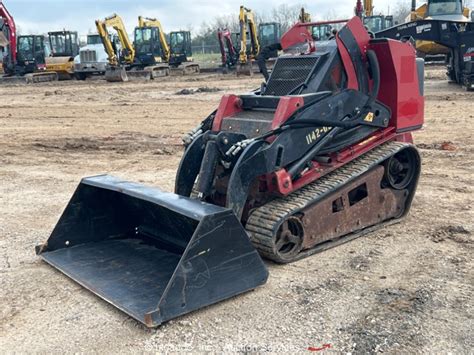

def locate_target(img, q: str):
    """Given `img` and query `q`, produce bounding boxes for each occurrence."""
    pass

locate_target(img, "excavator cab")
[169,31,193,66]
[258,22,280,47]
[384,15,394,28]
[48,31,79,58]
[87,34,102,45]
[16,35,47,74]
[168,31,199,74]
[363,15,395,32]
[258,22,281,58]
[311,24,333,41]
[133,26,164,66]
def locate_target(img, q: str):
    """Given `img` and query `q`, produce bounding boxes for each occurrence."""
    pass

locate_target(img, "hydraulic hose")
[286,50,381,179]
[366,49,380,108]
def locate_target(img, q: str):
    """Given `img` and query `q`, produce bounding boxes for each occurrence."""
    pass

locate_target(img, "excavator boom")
[299,7,312,22]
[238,6,259,65]
[237,6,260,75]
[364,0,373,16]
[0,0,16,75]
[217,28,238,69]
[96,14,135,66]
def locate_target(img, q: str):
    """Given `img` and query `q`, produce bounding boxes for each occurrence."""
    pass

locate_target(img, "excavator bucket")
[24,71,59,84]
[105,67,154,82]
[105,66,129,82]
[236,62,254,76]
[36,175,268,327]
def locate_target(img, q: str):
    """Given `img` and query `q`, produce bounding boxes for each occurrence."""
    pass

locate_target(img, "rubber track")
[246,141,413,263]
[26,72,58,84]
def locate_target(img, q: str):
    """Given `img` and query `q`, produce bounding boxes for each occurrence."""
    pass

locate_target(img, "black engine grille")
[263,56,320,96]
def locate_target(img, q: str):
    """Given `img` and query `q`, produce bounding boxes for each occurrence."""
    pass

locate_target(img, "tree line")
[190,1,418,47]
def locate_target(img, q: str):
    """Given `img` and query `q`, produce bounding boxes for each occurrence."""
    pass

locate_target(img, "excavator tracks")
[246,141,421,263]
[25,72,58,84]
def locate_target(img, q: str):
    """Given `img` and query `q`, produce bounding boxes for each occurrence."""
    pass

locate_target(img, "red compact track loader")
[37,17,424,327]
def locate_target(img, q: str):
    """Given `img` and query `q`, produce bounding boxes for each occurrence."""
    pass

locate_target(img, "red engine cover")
[370,40,424,132]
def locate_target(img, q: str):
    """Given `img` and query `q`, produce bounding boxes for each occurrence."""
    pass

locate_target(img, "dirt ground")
[0,68,472,353]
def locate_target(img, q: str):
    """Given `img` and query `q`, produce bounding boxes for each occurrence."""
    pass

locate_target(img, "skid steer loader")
[37,17,424,327]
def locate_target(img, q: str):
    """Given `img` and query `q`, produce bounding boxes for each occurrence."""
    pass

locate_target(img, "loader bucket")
[236,62,254,77]
[36,175,268,327]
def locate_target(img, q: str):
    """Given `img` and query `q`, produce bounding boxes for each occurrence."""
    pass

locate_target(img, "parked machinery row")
[96,14,199,82]
[0,1,57,82]
[0,2,199,82]
[1,1,472,88]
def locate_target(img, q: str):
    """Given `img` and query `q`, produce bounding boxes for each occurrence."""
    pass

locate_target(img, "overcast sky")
[6,0,410,35]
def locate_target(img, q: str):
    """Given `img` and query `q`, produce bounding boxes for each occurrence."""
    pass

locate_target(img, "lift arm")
[96,14,135,66]
[138,16,171,63]
[239,6,260,64]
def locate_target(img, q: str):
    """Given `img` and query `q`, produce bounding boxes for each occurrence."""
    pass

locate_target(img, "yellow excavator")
[139,16,199,75]
[97,14,199,82]
[299,8,341,41]
[137,16,170,63]
[237,6,260,75]
[96,14,171,82]
[299,7,312,23]
[355,0,394,32]
[407,0,471,58]
[96,14,139,82]
[236,5,280,75]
